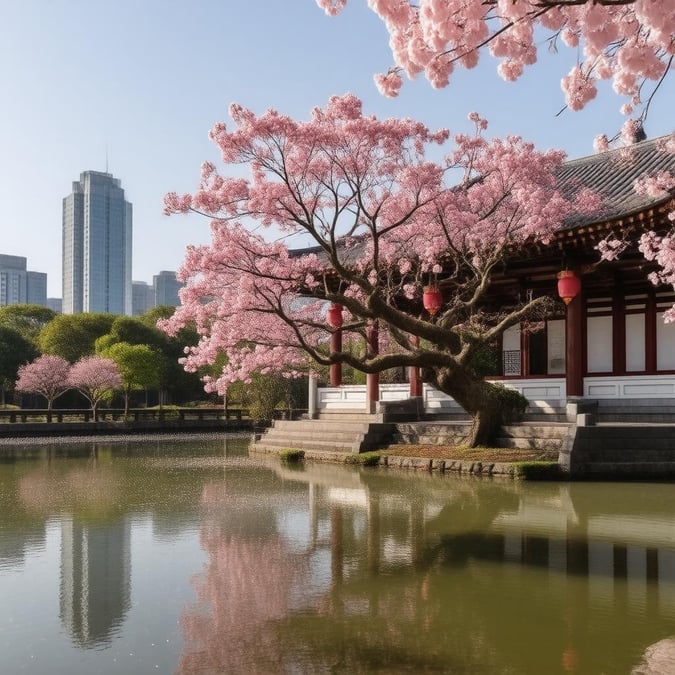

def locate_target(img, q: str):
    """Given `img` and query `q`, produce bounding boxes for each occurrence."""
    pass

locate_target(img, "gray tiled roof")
[556,134,675,229]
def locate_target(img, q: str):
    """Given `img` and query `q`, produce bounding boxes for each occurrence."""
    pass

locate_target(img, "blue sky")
[1,1,672,298]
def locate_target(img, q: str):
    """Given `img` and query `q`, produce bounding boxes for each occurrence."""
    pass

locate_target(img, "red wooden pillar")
[327,303,343,387]
[366,322,379,414]
[566,291,584,398]
[409,335,423,397]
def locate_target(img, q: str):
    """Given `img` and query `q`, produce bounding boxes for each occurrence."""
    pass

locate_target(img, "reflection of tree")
[0,467,46,568]
[182,471,675,673]
[19,463,120,521]
[178,484,310,674]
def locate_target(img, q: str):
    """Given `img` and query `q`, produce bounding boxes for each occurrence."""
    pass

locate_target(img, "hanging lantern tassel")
[423,285,443,316]
[557,270,581,305]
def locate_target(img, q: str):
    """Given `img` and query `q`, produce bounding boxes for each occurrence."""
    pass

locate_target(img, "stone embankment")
[254,407,675,479]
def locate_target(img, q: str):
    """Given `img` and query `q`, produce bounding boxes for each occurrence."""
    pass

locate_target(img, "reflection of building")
[62,171,132,315]
[60,517,131,648]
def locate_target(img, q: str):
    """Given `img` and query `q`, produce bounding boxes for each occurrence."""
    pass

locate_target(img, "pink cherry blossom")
[317,0,675,118]
[68,356,122,418]
[15,355,71,410]
[162,95,604,445]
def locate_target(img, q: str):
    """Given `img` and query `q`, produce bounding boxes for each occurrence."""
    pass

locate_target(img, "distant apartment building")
[26,271,47,306]
[0,254,48,307]
[62,171,132,315]
[132,281,154,316]
[153,270,182,308]
[46,298,63,313]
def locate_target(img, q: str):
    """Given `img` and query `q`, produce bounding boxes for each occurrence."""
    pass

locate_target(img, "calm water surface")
[1,435,674,674]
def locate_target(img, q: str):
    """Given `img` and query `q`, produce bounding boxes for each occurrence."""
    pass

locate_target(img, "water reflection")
[178,460,675,673]
[60,518,131,648]
[1,439,675,673]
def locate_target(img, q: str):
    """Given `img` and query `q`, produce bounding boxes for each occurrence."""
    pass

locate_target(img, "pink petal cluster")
[15,354,71,408]
[163,95,601,392]
[318,0,675,116]
[68,356,122,410]
[596,137,675,320]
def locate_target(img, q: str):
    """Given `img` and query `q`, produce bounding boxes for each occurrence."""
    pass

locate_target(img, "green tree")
[0,326,38,406]
[99,342,163,416]
[96,313,203,405]
[38,313,115,363]
[0,304,56,345]
[232,372,306,424]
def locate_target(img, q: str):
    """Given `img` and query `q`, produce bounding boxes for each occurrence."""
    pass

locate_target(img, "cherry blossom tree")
[594,133,675,310]
[162,95,599,446]
[15,354,71,411]
[316,0,674,123]
[68,356,121,420]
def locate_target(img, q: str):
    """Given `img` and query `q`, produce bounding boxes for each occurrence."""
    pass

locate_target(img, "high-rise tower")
[62,171,132,315]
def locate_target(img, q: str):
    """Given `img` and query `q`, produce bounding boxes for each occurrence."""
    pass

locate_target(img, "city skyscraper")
[153,270,182,308]
[62,171,132,315]
[131,280,154,315]
[0,254,48,307]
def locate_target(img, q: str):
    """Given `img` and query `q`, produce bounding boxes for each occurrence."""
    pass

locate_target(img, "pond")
[1,435,674,674]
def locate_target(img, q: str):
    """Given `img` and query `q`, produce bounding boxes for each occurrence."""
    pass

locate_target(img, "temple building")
[314,135,675,415]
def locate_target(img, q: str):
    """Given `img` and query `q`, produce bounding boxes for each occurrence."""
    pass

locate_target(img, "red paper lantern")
[327,303,343,328]
[557,270,581,305]
[423,285,443,316]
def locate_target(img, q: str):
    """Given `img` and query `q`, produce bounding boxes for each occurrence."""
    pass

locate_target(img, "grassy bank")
[380,444,558,463]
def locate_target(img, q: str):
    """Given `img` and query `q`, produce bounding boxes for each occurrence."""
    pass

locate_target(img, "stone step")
[597,414,675,423]
[495,437,566,451]
[578,462,675,477]
[253,437,356,452]
[500,424,572,439]
[260,428,392,444]
[523,413,569,423]
[272,419,390,432]
[317,411,383,422]
[574,447,675,460]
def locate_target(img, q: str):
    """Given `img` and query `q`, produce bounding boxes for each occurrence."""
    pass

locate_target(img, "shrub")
[512,461,564,480]
[279,448,305,463]
[492,383,529,424]
[149,404,181,419]
[345,451,382,466]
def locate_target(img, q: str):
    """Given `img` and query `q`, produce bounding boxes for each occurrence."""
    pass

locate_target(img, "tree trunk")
[433,367,507,447]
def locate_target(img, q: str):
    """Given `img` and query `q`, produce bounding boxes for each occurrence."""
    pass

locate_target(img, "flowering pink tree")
[316,0,674,122]
[68,356,121,420]
[594,133,675,310]
[163,95,599,445]
[15,354,71,411]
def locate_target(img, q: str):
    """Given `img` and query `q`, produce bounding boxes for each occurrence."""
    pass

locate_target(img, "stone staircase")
[254,417,573,458]
[594,399,675,424]
[253,401,675,478]
[569,425,675,478]
[252,414,396,455]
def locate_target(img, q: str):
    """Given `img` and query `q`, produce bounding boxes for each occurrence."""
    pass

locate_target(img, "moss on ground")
[381,444,557,463]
